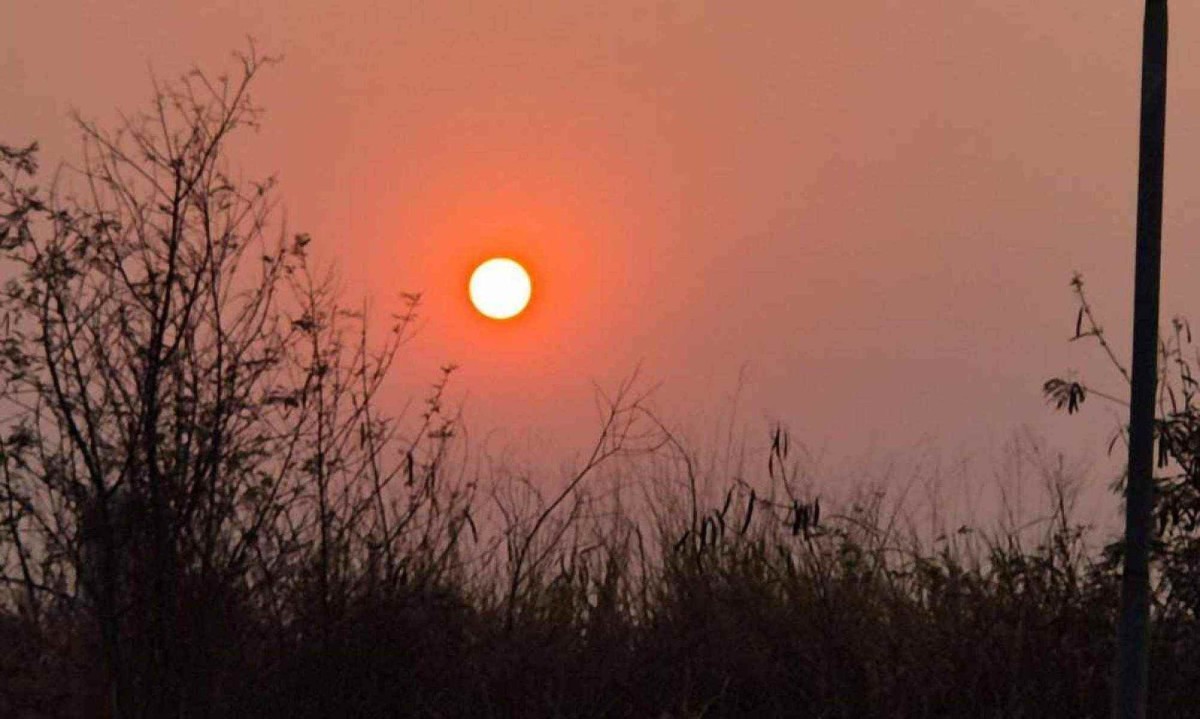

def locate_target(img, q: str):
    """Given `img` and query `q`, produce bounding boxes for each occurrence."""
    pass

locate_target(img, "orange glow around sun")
[468,257,532,320]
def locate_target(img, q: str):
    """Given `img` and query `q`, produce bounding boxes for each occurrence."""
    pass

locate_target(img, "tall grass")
[5,409,1200,719]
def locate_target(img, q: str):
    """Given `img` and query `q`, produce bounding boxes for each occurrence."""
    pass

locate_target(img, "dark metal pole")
[1116,2,1168,718]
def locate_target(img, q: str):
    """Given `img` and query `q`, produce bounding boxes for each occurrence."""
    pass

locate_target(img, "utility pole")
[1116,2,1167,718]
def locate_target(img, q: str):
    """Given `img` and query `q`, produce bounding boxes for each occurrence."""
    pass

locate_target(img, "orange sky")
[5,2,1200,519]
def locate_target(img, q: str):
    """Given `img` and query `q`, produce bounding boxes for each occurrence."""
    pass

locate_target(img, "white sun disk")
[469,258,532,320]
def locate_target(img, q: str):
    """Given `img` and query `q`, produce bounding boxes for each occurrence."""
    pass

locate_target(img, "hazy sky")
[5,2,1199,517]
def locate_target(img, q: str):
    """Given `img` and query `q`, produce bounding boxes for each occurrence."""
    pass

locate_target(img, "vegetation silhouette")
[3,48,1200,719]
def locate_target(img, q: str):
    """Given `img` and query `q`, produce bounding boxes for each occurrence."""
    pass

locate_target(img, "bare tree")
[0,47,461,717]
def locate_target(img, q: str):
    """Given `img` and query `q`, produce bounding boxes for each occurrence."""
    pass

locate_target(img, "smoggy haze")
[5,3,1199,520]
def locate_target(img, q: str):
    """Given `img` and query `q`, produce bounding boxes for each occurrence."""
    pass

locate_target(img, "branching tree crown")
[0,47,465,717]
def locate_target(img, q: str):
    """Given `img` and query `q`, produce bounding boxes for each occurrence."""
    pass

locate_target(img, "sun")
[469,257,532,320]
